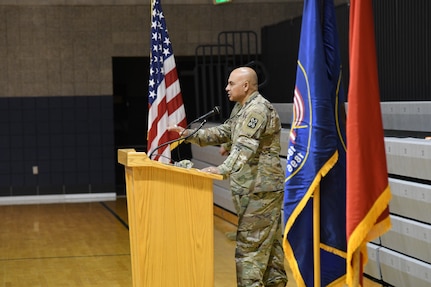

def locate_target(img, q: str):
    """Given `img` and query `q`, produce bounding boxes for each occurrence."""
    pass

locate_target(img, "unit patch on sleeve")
[242,112,264,136]
[248,117,258,128]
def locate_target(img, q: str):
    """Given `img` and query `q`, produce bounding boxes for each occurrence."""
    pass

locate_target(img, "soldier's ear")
[243,81,249,91]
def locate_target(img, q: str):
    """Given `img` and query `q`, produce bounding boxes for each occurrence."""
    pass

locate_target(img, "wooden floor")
[0,197,381,287]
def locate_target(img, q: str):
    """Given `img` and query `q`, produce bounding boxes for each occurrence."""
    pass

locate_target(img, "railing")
[194,31,260,120]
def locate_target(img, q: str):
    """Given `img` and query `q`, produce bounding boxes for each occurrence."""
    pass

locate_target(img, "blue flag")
[283,0,347,286]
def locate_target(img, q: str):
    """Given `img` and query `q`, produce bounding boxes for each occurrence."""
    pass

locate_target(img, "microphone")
[190,106,221,124]
[148,106,221,161]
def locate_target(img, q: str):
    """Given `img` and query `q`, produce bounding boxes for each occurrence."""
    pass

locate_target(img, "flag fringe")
[346,184,392,286]
[320,242,347,259]
[283,239,307,287]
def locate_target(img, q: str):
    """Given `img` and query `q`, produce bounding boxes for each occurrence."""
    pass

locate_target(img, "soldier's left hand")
[201,166,220,174]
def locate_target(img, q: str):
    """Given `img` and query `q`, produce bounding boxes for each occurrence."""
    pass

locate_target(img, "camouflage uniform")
[186,91,287,287]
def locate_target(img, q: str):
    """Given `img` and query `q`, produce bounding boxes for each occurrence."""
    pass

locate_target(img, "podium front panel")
[125,164,215,287]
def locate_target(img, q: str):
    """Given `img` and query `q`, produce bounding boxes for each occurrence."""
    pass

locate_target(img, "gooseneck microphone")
[148,106,222,161]
[189,106,220,125]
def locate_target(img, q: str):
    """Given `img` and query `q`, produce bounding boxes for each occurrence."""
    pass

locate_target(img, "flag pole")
[313,187,321,287]
[150,0,153,29]
[352,250,361,287]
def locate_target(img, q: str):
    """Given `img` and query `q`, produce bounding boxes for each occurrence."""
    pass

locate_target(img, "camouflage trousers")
[232,190,287,287]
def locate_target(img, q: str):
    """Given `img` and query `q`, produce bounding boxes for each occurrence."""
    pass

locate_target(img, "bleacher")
[191,101,431,286]
[367,102,431,286]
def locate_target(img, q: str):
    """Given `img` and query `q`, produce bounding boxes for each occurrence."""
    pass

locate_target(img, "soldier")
[169,67,287,287]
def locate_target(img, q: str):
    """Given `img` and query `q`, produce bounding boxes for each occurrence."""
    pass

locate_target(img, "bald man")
[169,67,287,287]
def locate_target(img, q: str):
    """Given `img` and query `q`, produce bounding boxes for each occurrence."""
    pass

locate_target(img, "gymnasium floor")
[0,197,380,286]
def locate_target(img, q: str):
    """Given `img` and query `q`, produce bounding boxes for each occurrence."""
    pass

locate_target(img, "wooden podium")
[118,149,223,287]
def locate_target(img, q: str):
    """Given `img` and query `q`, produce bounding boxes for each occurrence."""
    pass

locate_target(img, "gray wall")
[0,2,308,98]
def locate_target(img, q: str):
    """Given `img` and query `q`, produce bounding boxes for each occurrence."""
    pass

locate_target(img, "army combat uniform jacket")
[186,91,284,196]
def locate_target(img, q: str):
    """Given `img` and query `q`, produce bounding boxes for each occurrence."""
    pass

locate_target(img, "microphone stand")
[187,117,205,127]
[148,119,208,161]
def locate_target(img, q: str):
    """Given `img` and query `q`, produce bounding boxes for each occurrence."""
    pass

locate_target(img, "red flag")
[346,0,392,286]
[147,0,186,163]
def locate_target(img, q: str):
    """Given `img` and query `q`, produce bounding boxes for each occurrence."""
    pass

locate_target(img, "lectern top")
[117,149,223,180]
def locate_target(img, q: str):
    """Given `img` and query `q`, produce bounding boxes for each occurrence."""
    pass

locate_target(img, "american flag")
[147,0,187,163]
